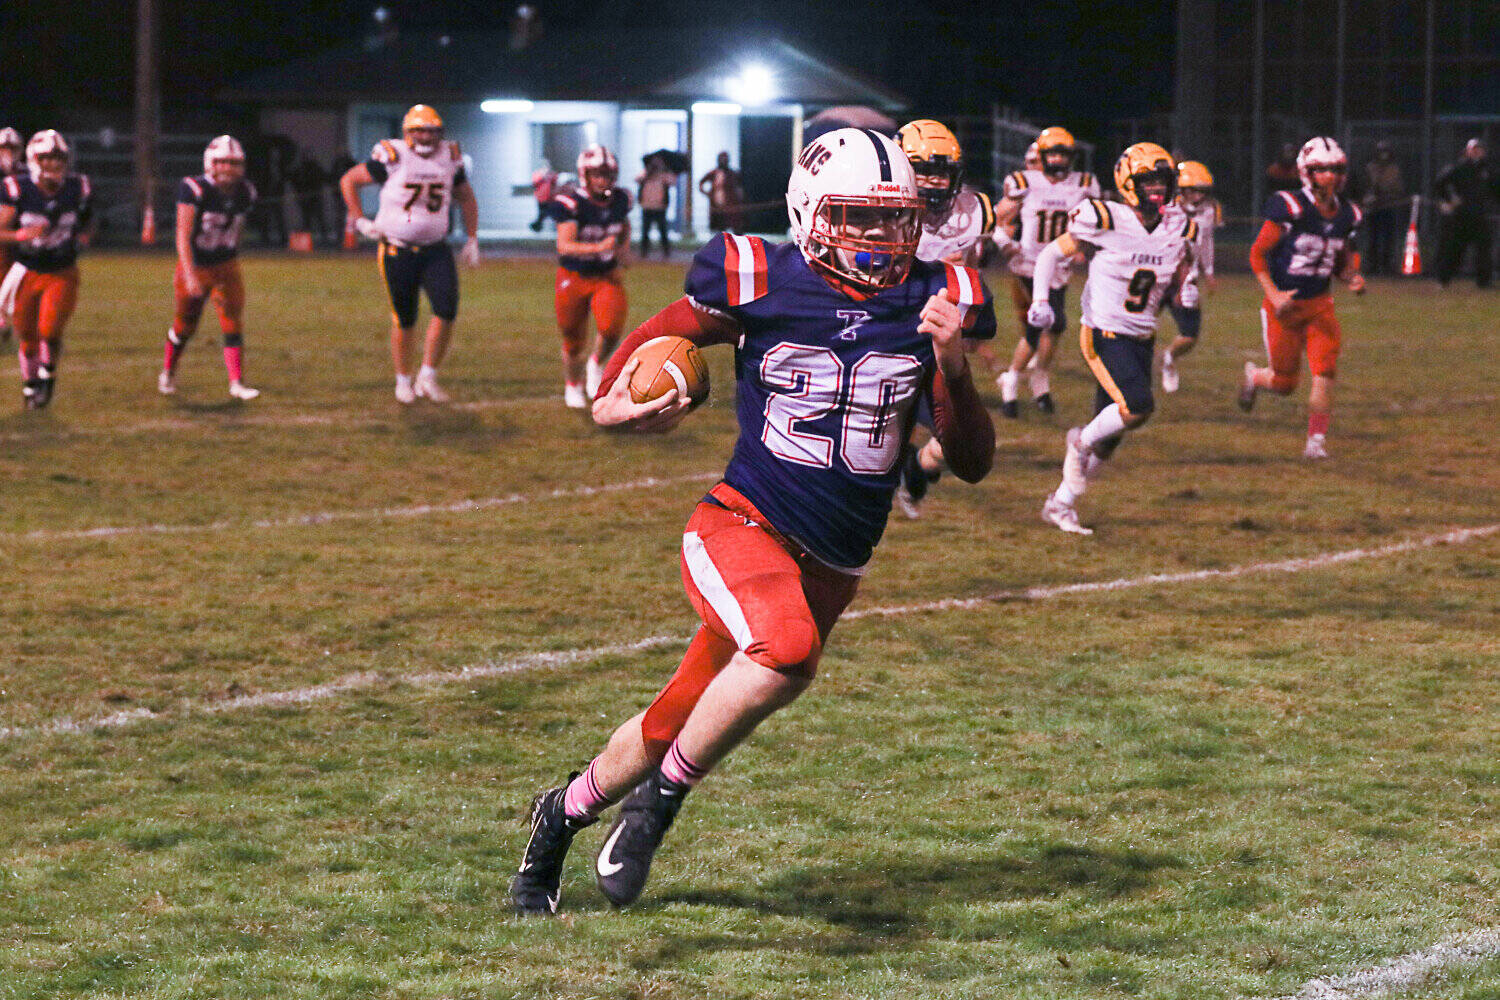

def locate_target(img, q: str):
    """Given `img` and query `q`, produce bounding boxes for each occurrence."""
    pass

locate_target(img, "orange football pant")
[174,259,245,336]
[13,267,79,347]
[1261,293,1341,392]
[554,266,627,352]
[638,483,860,757]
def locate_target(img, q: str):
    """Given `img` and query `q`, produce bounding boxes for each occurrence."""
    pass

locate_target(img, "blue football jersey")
[686,232,995,571]
[1262,188,1363,299]
[178,175,257,266]
[1,173,93,273]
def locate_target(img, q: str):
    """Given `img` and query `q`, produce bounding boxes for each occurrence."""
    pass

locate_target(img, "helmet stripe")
[860,129,892,182]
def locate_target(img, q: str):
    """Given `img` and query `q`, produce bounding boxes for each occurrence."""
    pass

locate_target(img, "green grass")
[0,250,1497,999]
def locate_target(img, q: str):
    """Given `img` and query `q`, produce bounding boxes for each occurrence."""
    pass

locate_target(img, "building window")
[531,122,599,181]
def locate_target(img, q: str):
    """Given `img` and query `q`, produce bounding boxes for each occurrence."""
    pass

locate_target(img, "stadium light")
[481,99,534,114]
[726,63,776,107]
[692,101,742,115]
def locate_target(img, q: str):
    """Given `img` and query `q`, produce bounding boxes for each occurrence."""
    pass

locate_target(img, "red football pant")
[639,483,860,757]
[174,259,245,337]
[1261,293,1341,392]
[554,266,626,352]
[13,267,79,348]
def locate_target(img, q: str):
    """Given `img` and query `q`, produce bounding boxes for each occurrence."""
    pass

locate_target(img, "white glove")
[1179,280,1200,309]
[460,236,480,268]
[353,217,384,241]
[1026,299,1055,330]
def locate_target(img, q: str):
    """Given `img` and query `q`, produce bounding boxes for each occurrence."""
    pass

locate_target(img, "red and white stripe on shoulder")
[78,174,91,200]
[723,233,768,306]
[942,261,983,326]
[2,175,19,200]
[553,191,577,213]
[183,176,203,199]
[1276,190,1303,218]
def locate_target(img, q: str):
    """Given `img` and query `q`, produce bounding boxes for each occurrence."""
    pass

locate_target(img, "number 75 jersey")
[1071,199,1197,340]
[366,139,467,247]
[685,233,995,571]
[1262,188,1362,300]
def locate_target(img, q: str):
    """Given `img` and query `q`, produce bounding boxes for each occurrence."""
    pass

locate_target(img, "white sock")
[998,369,1019,402]
[1029,367,1050,398]
[1055,480,1082,506]
[396,373,413,390]
[418,364,437,380]
[1080,404,1128,451]
[1163,350,1175,367]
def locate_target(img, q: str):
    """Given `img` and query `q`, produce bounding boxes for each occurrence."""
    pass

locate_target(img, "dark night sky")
[5,1,1175,136]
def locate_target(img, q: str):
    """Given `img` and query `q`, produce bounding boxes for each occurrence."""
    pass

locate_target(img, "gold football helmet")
[402,104,444,155]
[1177,160,1213,191]
[1114,142,1177,210]
[897,119,964,215]
[1036,126,1076,177]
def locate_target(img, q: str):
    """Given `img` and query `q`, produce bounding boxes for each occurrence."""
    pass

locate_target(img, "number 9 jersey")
[685,232,995,571]
[1070,198,1197,340]
[1261,188,1362,300]
[366,138,467,247]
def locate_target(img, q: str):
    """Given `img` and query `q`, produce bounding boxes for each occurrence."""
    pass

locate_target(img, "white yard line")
[2,521,1492,742]
[6,471,722,543]
[1264,925,1500,999]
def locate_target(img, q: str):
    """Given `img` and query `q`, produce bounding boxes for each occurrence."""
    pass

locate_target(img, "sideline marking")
[1264,925,1500,999]
[2,522,1492,742]
[5,472,722,543]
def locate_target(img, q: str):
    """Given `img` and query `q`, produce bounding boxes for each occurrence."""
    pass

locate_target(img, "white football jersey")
[369,139,467,246]
[1175,196,1220,307]
[1001,169,1101,285]
[916,186,996,266]
[1070,198,1197,340]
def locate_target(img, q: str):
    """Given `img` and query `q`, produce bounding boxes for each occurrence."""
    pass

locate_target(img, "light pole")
[134,0,159,243]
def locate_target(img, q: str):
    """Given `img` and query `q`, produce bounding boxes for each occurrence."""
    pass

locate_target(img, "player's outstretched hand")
[14,224,47,243]
[183,271,205,299]
[353,217,384,242]
[591,358,692,433]
[920,288,965,348]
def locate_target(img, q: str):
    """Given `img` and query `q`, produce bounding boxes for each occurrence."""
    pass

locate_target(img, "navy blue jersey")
[178,175,257,266]
[547,184,630,276]
[687,232,995,570]
[1,173,93,273]
[1262,188,1363,299]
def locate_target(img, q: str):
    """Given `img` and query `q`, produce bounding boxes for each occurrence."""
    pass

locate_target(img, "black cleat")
[1000,400,1019,420]
[21,380,41,409]
[511,778,593,916]
[1034,392,1055,414]
[595,772,685,907]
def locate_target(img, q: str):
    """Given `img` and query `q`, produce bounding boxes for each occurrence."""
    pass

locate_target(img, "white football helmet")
[787,128,923,292]
[26,130,69,186]
[1297,136,1347,193]
[577,144,618,196]
[203,135,246,185]
[0,128,20,173]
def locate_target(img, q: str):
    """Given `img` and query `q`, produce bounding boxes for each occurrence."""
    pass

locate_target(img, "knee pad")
[748,618,822,679]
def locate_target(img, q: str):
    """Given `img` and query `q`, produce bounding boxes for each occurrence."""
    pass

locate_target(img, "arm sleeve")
[1248,219,1283,276]
[929,361,994,483]
[593,296,741,400]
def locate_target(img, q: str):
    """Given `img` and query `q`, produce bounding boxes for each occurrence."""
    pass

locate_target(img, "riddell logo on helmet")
[870,182,905,193]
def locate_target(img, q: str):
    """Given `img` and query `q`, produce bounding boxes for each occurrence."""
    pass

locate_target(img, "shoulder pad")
[975,190,996,235]
[183,176,203,200]
[2,175,19,201]
[685,232,769,311]
[552,189,579,215]
[1349,200,1364,226]
[245,180,259,201]
[1006,170,1028,194]
[1271,189,1303,220]
[77,175,91,200]
[1185,217,1199,241]
[1088,198,1114,231]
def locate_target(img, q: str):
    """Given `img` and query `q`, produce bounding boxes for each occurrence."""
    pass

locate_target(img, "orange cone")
[1401,196,1422,276]
[140,204,156,246]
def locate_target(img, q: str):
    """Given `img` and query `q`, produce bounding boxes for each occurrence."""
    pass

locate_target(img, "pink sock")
[18,349,38,381]
[1308,411,1330,437]
[563,760,613,823]
[40,339,58,367]
[164,330,186,373]
[223,344,243,382]
[659,740,709,789]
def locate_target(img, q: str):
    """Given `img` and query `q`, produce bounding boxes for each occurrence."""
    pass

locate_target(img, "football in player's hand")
[626,336,710,406]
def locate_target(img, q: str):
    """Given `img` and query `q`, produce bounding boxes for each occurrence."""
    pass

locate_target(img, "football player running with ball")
[891,118,999,518]
[1238,137,1365,460]
[1159,159,1221,393]
[511,128,997,915]
[548,144,632,409]
[0,130,94,410]
[992,127,1101,418]
[340,104,480,404]
[158,135,261,400]
[1035,143,1197,535]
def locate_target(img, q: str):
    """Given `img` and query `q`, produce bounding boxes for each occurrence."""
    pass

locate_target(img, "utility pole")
[134,0,159,243]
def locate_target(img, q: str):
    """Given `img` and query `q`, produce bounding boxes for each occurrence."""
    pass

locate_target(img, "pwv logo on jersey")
[835,309,871,341]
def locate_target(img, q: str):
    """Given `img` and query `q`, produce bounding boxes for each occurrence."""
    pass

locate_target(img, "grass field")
[0,249,1497,999]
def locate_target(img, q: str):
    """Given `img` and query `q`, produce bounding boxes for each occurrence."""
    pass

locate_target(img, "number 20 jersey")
[686,233,996,571]
[365,139,467,247]
[1070,199,1196,341]
[1262,188,1362,300]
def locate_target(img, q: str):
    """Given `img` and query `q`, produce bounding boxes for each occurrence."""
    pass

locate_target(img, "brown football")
[626,336,710,406]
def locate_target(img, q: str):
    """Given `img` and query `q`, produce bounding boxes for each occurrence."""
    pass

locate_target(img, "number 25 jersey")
[1262,188,1362,300]
[1070,199,1196,340]
[366,139,467,247]
[686,233,995,571]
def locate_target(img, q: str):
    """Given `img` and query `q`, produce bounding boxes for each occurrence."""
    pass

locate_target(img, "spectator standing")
[250,141,289,246]
[1266,143,1300,193]
[636,154,676,258]
[529,159,557,233]
[289,151,329,245]
[699,151,743,233]
[1433,138,1497,288]
[1361,141,1406,275]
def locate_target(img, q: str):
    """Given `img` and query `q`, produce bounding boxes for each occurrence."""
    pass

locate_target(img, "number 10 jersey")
[685,233,995,571]
[1003,168,1100,287]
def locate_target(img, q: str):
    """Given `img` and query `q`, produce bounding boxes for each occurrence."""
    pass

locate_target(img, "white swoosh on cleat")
[596,823,627,877]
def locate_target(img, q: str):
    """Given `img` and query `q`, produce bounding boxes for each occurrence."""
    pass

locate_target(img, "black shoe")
[528,220,543,233]
[595,772,685,907]
[21,380,41,410]
[1034,392,1055,414]
[511,778,593,916]
[901,449,930,505]
[1000,399,1019,420]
